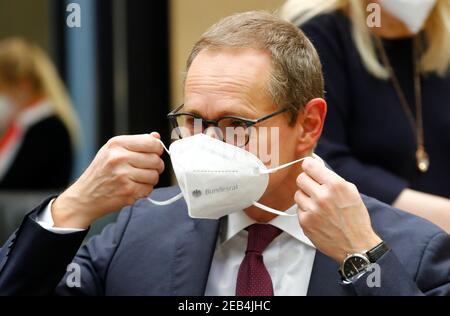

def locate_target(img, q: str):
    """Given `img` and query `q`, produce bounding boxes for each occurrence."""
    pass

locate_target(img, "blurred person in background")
[0,38,79,190]
[281,0,450,232]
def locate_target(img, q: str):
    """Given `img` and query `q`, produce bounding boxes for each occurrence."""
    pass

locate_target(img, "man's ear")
[295,98,327,154]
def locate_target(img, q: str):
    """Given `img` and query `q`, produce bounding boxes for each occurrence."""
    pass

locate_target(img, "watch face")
[342,254,370,279]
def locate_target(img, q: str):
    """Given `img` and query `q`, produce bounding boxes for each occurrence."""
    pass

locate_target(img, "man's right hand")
[51,132,165,229]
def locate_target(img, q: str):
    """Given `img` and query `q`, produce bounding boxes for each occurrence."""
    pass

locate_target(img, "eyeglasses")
[167,104,290,147]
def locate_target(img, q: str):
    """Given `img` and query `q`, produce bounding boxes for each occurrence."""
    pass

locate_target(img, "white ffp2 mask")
[379,0,436,34]
[148,133,316,220]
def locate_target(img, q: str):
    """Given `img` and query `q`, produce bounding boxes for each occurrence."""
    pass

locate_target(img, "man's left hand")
[295,157,382,263]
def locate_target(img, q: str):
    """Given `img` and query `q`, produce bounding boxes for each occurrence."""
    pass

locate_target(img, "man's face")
[183,47,303,202]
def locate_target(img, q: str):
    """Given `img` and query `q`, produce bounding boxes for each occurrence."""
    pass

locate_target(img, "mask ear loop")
[147,137,184,206]
[253,156,306,216]
[253,154,323,216]
[258,153,324,175]
[155,138,170,155]
[259,157,309,174]
[148,192,184,206]
[252,201,298,217]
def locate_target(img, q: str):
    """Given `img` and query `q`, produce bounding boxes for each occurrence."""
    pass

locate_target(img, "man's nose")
[204,125,224,140]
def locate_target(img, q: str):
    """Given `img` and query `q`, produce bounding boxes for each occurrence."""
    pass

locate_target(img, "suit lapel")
[307,251,355,296]
[171,217,220,296]
[169,215,356,296]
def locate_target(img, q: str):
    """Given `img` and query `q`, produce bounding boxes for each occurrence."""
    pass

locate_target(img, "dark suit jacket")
[0,186,449,296]
[0,115,73,190]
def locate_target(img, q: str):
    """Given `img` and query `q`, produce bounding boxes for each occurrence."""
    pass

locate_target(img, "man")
[0,11,449,296]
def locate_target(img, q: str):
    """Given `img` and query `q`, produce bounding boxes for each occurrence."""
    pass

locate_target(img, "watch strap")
[366,241,390,263]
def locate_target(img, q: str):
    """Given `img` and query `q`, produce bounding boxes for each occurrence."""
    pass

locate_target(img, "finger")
[302,157,342,185]
[294,189,314,213]
[296,172,321,198]
[111,134,164,155]
[127,152,165,173]
[133,182,155,200]
[128,168,160,185]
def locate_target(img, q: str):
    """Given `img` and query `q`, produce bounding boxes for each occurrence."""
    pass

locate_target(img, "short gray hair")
[186,11,324,123]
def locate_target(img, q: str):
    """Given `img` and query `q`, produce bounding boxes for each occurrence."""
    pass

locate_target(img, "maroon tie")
[235,224,282,296]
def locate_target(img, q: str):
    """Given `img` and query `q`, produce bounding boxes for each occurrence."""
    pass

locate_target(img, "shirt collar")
[220,204,315,249]
[17,100,53,129]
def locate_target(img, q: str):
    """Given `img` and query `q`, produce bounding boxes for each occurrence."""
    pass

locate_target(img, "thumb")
[149,132,168,155]
[150,132,161,139]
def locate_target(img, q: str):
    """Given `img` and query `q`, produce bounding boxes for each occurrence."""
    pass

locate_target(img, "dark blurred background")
[1,0,172,183]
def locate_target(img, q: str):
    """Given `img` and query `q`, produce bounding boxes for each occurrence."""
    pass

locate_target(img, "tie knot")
[245,224,282,254]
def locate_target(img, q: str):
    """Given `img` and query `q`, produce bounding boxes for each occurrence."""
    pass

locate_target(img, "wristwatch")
[339,241,390,282]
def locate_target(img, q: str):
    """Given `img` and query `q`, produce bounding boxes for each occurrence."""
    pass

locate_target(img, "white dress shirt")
[205,205,316,296]
[37,203,317,296]
[36,199,84,235]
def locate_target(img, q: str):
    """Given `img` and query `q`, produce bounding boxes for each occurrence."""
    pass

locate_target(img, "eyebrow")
[183,106,255,119]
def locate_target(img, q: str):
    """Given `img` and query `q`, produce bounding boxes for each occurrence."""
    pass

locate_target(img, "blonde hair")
[279,0,450,78]
[0,38,80,145]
